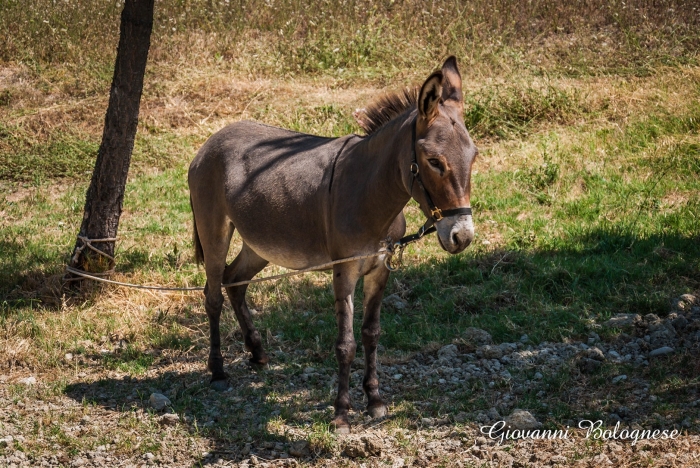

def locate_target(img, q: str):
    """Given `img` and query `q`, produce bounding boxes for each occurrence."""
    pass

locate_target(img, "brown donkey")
[188,56,478,432]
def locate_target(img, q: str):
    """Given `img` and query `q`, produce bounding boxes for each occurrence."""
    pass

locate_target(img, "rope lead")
[64,248,391,292]
[64,221,439,292]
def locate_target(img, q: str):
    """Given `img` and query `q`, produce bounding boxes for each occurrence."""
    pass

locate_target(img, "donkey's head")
[411,56,477,254]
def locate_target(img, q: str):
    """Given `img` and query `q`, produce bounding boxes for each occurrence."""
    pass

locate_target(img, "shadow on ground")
[61,328,700,466]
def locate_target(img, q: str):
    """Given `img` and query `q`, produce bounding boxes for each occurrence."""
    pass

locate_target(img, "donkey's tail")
[191,196,204,265]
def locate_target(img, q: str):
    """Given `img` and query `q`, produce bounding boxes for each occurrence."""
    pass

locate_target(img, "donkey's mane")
[354,87,419,135]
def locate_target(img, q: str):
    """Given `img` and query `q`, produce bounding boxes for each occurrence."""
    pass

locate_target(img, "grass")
[1,0,698,78]
[1,0,700,465]
[0,124,99,181]
[102,346,155,375]
[1,73,699,362]
[464,81,587,141]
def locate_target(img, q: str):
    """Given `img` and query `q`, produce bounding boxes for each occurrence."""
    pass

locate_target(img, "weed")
[307,419,336,455]
[518,148,561,205]
[148,324,193,351]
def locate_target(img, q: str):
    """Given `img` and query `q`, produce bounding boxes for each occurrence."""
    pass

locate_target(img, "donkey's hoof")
[248,357,269,370]
[331,417,351,434]
[248,349,269,369]
[209,379,229,392]
[367,404,388,419]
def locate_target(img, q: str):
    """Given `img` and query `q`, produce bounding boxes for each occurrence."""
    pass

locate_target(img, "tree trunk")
[68,0,154,276]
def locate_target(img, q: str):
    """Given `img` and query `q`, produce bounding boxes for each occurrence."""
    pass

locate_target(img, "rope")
[64,249,389,292]
[70,236,118,271]
[65,266,203,290]
[63,217,438,292]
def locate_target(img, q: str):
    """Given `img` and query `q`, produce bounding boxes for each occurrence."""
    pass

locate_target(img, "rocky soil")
[1,294,700,467]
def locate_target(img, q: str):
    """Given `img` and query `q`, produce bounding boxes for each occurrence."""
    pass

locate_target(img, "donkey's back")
[189,120,355,269]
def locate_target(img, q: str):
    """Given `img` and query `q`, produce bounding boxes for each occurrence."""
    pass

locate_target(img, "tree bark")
[68,0,154,275]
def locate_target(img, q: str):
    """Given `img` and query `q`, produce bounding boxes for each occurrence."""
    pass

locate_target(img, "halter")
[407,118,472,232]
[384,118,472,270]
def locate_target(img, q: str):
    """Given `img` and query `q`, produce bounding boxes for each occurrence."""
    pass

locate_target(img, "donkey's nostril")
[450,228,474,249]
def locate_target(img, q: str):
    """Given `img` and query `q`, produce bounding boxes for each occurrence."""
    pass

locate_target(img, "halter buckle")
[430,207,443,221]
[410,162,419,175]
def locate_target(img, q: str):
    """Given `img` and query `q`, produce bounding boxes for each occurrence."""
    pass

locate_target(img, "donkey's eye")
[428,158,443,170]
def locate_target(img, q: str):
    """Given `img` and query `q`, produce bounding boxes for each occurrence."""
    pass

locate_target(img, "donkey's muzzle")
[436,214,474,254]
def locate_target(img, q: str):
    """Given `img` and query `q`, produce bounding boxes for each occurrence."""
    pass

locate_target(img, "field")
[1,0,700,466]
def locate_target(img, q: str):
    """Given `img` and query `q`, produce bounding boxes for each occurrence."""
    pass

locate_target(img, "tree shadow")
[0,239,70,306]
[62,352,348,466]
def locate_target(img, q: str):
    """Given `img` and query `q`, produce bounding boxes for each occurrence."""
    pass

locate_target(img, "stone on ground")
[289,440,309,457]
[505,409,542,430]
[649,346,674,357]
[343,436,383,458]
[382,294,409,311]
[159,413,180,426]
[462,327,493,346]
[604,313,641,330]
[149,393,171,411]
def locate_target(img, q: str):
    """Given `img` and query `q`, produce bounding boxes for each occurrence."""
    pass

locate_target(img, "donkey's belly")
[238,230,331,271]
[227,187,333,270]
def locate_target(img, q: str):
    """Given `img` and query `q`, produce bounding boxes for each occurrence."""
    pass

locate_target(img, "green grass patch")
[0,123,199,183]
[271,104,360,137]
[102,346,154,375]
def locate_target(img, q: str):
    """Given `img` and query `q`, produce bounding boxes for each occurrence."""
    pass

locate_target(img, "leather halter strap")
[398,118,471,244]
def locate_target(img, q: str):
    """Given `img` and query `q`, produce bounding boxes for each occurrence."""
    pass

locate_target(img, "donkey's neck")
[360,111,415,200]
[333,112,415,243]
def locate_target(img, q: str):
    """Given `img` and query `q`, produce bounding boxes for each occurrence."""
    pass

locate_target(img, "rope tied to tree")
[67,236,118,280]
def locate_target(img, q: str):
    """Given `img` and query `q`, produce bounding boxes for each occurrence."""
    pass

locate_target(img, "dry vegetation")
[1,0,700,467]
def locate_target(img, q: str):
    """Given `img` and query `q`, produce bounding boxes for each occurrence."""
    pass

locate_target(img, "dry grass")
[1,62,698,182]
[2,0,698,74]
[1,1,700,466]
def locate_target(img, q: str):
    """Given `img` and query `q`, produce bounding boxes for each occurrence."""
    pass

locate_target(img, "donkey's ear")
[418,71,443,123]
[441,56,463,104]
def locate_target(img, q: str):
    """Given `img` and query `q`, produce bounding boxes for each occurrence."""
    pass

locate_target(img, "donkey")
[188,56,477,433]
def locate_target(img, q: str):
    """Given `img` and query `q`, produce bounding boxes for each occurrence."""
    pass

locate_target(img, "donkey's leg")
[223,243,269,368]
[331,262,363,434]
[198,225,234,390]
[361,260,391,418]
